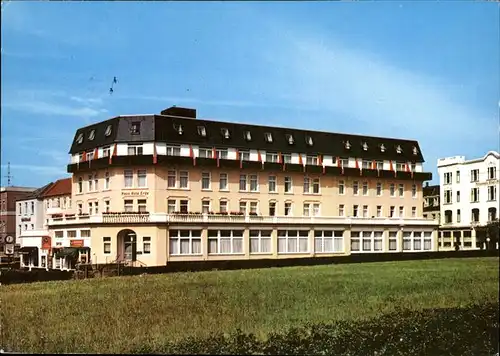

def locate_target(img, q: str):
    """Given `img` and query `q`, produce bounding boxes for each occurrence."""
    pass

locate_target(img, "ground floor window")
[314,230,344,253]
[170,230,202,255]
[208,229,244,254]
[249,230,272,254]
[278,230,308,254]
[388,231,398,251]
[351,231,383,252]
[403,231,432,251]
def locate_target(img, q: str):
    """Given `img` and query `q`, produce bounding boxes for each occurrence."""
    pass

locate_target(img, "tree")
[477,220,500,250]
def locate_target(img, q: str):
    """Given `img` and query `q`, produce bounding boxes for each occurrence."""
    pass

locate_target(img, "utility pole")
[3,162,12,186]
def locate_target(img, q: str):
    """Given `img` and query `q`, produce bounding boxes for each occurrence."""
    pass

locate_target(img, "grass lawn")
[1,257,499,353]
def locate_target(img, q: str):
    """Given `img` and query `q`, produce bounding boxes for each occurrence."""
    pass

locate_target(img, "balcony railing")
[102,213,150,224]
[47,212,439,227]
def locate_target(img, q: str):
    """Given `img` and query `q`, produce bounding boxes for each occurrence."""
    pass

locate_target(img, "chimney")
[160,106,196,119]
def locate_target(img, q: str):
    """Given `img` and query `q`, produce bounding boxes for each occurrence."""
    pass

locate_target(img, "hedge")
[130,303,499,355]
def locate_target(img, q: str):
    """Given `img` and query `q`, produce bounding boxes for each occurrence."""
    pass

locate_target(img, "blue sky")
[1,1,499,187]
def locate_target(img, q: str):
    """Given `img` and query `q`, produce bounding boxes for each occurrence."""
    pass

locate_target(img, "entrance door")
[124,232,137,262]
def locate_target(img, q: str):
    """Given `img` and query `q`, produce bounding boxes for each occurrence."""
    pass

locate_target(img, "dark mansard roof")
[69,106,426,162]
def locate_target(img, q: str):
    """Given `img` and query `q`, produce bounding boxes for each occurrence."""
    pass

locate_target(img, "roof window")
[245,131,252,141]
[362,142,368,151]
[264,132,273,143]
[197,125,207,137]
[76,133,84,144]
[105,125,112,137]
[396,145,402,154]
[221,128,230,139]
[174,123,183,135]
[344,140,351,150]
[380,144,386,153]
[88,129,95,141]
[412,146,418,155]
[286,134,294,145]
[306,135,313,146]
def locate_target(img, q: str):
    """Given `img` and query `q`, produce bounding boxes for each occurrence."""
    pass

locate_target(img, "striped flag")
[153,143,158,164]
[109,143,117,165]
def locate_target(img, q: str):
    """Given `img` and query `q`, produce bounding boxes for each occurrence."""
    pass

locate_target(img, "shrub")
[129,303,499,355]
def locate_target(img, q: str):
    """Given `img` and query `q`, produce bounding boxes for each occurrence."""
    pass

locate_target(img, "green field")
[1,257,499,354]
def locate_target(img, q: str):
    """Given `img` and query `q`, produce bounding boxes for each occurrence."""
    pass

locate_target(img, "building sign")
[476,180,499,186]
[121,190,149,197]
[42,236,52,250]
[70,239,84,247]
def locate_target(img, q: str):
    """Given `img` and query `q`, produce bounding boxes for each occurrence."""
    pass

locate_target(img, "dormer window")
[130,122,141,135]
[264,132,273,143]
[88,129,95,141]
[105,125,112,137]
[197,125,207,137]
[221,128,230,139]
[362,142,368,151]
[306,135,313,146]
[174,123,183,135]
[286,134,294,145]
[76,133,84,144]
[396,145,402,154]
[245,131,252,141]
[344,140,351,150]
[412,146,418,155]
[380,144,386,153]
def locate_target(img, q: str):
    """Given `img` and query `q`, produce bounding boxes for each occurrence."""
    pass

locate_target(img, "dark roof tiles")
[68,107,426,162]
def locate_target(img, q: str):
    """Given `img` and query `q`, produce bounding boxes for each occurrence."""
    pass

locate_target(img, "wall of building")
[70,166,424,219]
[438,152,499,227]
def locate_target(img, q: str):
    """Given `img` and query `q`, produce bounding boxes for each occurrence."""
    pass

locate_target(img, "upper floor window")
[128,144,143,156]
[488,166,496,180]
[284,177,292,193]
[456,170,460,183]
[78,177,83,193]
[102,146,110,157]
[166,145,181,156]
[411,184,417,198]
[444,190,452,204]
[124,169,133,188]
[470,169,479,182]
[137,169,147,188]
[240,150,250,161]
[219,173,228,191]
[306,156,318,165]
[470,187,479,203]
[376,182,382,196]
[444,172,452,185]
[282,154,292,164]
[488,185,497,201]
[217,149,228,159]
[266,152,279,163]
[198,148,212,158]
[104,172,110,190]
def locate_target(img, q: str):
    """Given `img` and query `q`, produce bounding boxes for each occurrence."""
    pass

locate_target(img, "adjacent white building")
[437,151,499,249]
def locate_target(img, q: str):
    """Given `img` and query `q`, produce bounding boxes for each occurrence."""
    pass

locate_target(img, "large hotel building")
[35,106,438,268]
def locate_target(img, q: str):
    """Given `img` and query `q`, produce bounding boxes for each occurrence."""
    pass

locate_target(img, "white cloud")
[1,164,67,176]
[3,100,107,117]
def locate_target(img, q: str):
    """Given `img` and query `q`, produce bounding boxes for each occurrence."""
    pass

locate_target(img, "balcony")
[47,212,439,227]
[102,213,150,224]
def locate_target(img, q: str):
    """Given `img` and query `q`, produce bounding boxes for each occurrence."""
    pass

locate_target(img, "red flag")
[236,149,242,169]
[337,157,344,175]
[355,158,359,170]
[390,161,397,178]
[213,148,219,168]
[109,144,117,165]
[372,160,376,170]
[153,143,158,164]
[318,155,325,174]
[94,148,99,160]
[298,154,305,172]
[82,151,87,162]
[212,147,217,159]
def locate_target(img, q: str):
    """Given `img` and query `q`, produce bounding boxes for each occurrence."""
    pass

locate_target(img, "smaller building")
[16,182,54,267]
[0,186,38,255]
[437,151,499,250]
[18,178,84,270]
[423,183,440,222]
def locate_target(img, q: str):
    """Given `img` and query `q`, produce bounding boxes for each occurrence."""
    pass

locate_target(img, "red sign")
[70,239,84,247]
[42,236,51,250]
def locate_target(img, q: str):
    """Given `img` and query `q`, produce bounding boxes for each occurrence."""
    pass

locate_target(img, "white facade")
[437,151,500,228]
[16,198,47,238]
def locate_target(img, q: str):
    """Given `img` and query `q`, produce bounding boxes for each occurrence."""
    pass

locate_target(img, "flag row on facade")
[77,143,414,178]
